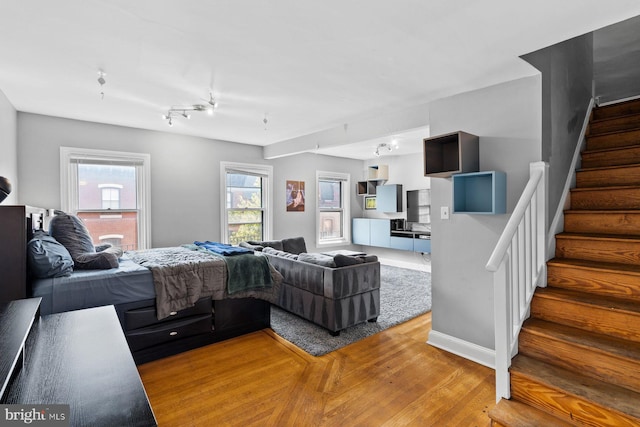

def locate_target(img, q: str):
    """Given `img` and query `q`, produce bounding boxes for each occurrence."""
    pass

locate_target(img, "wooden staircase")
[489,98,640,427]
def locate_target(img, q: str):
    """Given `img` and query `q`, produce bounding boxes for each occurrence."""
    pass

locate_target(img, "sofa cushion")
[281,237,307,255]
[298,252,336,268]
[262,246,299,260]
[333,254,365,267]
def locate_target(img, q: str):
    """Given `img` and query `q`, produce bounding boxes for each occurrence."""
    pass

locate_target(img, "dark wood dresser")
[0,206,27,305]
[1,298,156,426]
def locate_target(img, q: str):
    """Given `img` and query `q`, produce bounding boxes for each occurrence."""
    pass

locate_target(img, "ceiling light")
[162,93,218,125]
[374,142,394,157]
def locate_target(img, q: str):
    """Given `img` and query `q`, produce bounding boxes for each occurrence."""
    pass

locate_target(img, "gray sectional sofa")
[240,237,380,335]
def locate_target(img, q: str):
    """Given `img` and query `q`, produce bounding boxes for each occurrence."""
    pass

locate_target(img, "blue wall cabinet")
[413,238,431,253]
[369,219,391,247]
[351,218,431,253]
[390,236,414,251]
[352,218,370,245]
[452,171,506,214]
[376,184,403,212]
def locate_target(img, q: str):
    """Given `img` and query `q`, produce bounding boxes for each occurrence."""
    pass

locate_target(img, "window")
[220,162,273,245]
[99,184,123,210]
[317,171,350,246]
[60,147,151,250]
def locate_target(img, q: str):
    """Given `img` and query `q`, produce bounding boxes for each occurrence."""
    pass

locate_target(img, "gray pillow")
[262,246,299,260]
[49,212,119,270]
[27,230,74,278]
[282,237,307,255]
[333,254,364,267]
[298,252,336,268]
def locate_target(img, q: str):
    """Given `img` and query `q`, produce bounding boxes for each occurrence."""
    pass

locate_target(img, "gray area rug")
[270,264,432,356]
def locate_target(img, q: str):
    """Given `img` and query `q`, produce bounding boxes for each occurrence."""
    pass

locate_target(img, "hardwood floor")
[138,312,496,426]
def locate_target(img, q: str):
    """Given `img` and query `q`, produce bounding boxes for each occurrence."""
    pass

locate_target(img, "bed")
[26,209,282,364]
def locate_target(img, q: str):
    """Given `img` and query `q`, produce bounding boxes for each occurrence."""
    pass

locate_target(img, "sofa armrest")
[323,262,380,299]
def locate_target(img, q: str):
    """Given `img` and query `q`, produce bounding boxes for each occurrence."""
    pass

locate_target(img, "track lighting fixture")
[162,92,217,125]
[373,140,399,157]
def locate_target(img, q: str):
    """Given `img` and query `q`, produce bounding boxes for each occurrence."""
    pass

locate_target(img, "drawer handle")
[169,311,177,316]
[169,331,178,336]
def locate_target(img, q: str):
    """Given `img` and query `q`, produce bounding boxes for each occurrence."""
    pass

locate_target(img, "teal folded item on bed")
[194,240,253,256]
[190,241,273,294]
[223,253,273,294]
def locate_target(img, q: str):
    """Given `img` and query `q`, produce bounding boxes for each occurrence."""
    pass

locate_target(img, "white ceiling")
[1,1,640,159]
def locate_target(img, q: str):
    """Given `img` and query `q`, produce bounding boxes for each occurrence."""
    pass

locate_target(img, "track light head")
[162,92,219,124]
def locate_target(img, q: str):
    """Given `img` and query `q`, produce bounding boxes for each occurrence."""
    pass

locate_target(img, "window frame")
[60,147,151,250]
[220,161,273,245]
[316,170,351,247]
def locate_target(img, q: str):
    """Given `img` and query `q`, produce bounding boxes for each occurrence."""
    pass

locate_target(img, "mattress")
[31,256,155,315]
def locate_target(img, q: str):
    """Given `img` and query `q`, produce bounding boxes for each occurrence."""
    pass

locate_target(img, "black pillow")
[49,212,119,270]
[334,254,365,267]
[27,230,74,278]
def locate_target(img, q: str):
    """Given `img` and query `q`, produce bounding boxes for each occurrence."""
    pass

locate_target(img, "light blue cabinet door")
[370,219,391,247]
[390,236,414,251]
[376,184,403,212]
[413,238,431,253]
[352,218,370,245]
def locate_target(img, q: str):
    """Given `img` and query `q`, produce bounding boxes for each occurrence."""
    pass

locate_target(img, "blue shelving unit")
[452,171,506,214]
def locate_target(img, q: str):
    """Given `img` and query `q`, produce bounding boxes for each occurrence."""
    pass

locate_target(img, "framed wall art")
[286,180,305,212]
[365,196,376,210]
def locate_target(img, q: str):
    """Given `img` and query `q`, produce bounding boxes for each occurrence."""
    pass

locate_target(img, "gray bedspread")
[127,247,282,319]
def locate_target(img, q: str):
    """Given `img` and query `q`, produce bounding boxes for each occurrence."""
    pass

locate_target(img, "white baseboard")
[427,330,495,369]
[378,256,431,272]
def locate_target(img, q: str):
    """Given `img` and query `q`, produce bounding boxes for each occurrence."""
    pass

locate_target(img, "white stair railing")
[486,161,548,402]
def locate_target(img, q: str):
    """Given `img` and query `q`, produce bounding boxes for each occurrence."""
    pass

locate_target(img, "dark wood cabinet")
[2,299,156,426]
[116,297,270,364]
[0,206,27,305]
[423,131,479,178]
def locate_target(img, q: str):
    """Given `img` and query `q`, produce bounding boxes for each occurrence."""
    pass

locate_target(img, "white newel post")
[488,161,548,403]
[494,251,511,401]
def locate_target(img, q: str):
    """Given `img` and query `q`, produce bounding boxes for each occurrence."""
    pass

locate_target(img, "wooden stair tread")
[535,287,640,315]
[578,163,640,174]
[592,98,640,120]
[510,355,640,419]
[571,184,640,192]
[564,208,640,214]
[590,112,640,125]
[582,144,640,155]
[523,318,640,362]
[556,231,640,242]
[548,256,640,275]
[488,399,574,427]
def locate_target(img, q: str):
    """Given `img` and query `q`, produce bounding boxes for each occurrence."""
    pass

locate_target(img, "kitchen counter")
[390,230,431,239]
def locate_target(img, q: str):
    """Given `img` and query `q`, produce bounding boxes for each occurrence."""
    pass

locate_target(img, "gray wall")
[429,76,542,350]
[270,152,364,253]
[0,89,18,204]
[17,113,363,250]
[594,14,640,104]
[522,33,594,221]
